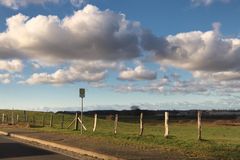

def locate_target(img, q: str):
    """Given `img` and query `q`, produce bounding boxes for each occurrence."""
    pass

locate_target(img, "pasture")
[0,109,239,159]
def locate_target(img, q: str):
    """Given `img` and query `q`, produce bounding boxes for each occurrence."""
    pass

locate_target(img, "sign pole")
[81,97,83,134]
[79,88,85,135]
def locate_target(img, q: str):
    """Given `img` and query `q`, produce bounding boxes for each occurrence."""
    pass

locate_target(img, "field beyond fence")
[0,109,240,160]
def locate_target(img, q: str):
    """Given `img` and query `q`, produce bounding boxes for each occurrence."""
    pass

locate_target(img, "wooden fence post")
[23,110,27,122]
[2,113,5,124]
[32,115,35,126]
[61,115,64,129]
[16,114,19,124]
[77,117,87,131]
[6,114,8,123]
[74,112,79,130]
[164,112,169,138]
[42,114,45,127]
[139,112,144,136]
[26,113,28,122]
[11,111,14,125]
[198,111,202,140]
[50,113,53,127]
[93,113,97,132]
[114,114,118,135]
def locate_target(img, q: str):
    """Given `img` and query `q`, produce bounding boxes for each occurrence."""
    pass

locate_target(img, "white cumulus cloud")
[0,5,141,64]
[144,23,240,82]
[118,65,157,81]
[23,60,118,85]
[0,59,23,72]
[23,68,106,85]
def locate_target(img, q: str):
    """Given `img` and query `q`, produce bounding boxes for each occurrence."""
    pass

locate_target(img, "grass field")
[0,109,240,159]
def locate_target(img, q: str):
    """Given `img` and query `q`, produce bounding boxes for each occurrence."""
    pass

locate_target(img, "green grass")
[0,109,239,159]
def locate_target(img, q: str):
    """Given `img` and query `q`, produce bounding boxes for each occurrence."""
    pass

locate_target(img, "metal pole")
[81,97,83,134]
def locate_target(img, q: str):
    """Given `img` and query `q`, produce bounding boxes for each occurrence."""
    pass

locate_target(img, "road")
[0,135,78,160]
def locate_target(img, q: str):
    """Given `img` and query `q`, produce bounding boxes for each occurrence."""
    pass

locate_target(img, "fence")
[0,110,239,140]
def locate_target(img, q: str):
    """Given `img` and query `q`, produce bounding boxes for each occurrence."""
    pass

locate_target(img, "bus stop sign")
[79,88,85,98]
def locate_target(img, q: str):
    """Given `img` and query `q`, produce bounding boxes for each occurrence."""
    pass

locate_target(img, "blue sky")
[0,0,240,111]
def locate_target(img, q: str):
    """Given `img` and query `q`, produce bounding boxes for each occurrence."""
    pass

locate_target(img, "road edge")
[0,130,124,160]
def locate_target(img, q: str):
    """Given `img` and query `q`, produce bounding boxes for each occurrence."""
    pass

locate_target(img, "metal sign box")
[79,88,85,98]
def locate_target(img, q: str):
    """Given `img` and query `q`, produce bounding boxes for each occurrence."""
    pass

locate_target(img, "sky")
[0,0,240,111]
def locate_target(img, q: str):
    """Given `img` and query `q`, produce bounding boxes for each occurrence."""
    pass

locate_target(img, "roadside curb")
[0,130,124,160]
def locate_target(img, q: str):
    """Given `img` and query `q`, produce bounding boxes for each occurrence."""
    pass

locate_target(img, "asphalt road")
[0,135,77,160]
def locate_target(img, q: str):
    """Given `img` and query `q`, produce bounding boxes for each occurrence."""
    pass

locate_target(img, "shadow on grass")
[164,135,176,139]
[197,139,216,145]
[198,139,210,142]
[29,125,45,128]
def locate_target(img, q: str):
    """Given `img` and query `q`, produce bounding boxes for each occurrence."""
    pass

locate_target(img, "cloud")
[114,77,168,93]
[145,23,240,82]
[192,70,240,81]
[167,29,240,74]
[70,0,85,7]
[89,82,107,88]
[0,59,23,72]
[0,73,11,83]
[0,0,59,9]
[191,0,230,6]
[3,7,239,80]
[31,62,41,69]
[0,5,141,64]
[113,75,240,96]
[23,68,106,85]
[141,29,170,58]
[23,60,118,84]
[118,65,157,81]
[171,79,210,93]
[1,3,240,97]
[113,70,240,95]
